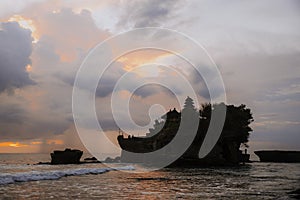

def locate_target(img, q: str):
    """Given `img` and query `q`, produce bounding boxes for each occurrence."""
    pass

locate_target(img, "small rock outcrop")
[104,156,121,163]
[255,150,300,163]
[84,156,98,161]
[50,148,83,164]
[83,156,101,163]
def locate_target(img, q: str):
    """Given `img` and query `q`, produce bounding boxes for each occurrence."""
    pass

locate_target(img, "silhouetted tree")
[222,104,253,146]
[198,102,253,164]
[200,103,253,146]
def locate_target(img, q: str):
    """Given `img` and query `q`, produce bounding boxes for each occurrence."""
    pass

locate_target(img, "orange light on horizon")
[0,142,28,148]
[31,141,42,145]
[46,139,64,145]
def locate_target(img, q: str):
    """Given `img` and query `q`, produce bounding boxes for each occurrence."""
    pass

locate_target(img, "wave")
[0,165,134,185]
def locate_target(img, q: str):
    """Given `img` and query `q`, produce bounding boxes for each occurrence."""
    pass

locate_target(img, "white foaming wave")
[0,165,135,185]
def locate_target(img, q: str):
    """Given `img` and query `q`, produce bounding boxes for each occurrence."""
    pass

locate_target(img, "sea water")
[0,153,299,199]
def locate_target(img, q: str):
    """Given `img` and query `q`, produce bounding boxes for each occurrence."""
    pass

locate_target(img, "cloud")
[0,8,111,142]
[264,79,300,102]
[0,1,300,153]
[34,8,109,62]
[133,84,165,98]
[168,0,300,58]
[0,98,71,140]
[96,62,126,97]
[0,0,46,18]
[250,121,300,150]
[0,22,35,93]
[0,104,26,124]
[118,0,184,28]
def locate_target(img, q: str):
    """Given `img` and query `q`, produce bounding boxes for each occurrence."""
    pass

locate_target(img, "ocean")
[0,153,299,199]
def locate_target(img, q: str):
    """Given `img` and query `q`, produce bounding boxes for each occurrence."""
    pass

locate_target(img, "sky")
[0,0,299,157]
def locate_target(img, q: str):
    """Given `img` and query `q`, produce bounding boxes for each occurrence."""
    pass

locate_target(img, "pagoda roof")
[162,108,180,119]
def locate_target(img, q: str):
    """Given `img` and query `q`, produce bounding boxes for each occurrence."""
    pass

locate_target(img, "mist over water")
[0,154,299,199]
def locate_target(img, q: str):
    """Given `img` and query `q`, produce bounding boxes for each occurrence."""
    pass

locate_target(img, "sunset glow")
[46,139,64,145]
[118,50,171,72]
[25,64,32,72]
[0,1,299,198]
[0,142,28,148]
[8,15,39,43]
[0,0,299,156]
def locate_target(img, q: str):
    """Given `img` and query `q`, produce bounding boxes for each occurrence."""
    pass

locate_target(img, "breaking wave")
[0,165,135,185]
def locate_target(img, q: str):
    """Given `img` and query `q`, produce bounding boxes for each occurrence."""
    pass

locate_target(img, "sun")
[8,15,39,43]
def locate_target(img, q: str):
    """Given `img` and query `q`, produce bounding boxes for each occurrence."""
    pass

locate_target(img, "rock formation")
[50,148,83,164]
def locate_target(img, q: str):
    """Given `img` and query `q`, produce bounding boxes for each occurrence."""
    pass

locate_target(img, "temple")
[117,97,252,167]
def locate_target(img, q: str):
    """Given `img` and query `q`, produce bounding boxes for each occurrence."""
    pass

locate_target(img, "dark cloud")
[98,118,118,131]
[0,22,35,93]
[0,112,71,140]
[59,59,126,98]
[96,76,121,98]
[133,84,161,98]
[0,104,26,124]
[96,83,116,98]
[88,62,126,98]
[118,0,184,28]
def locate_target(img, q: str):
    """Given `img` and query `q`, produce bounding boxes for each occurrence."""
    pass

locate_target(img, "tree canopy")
[149,97,254,149]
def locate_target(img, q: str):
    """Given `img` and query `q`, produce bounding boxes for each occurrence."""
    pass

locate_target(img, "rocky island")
[50,148,83,164]
[118,97,253,167]
[255,150,300,163]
